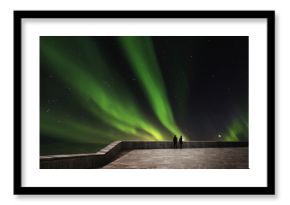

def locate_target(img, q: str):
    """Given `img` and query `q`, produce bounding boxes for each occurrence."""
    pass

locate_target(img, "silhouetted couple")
[173,135,183,149]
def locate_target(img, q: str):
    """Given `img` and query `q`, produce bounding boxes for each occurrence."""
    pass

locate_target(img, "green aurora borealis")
[40,36,248,155]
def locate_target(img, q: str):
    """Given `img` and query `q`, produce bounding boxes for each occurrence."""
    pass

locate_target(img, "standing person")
[173,135,177,148]
[179,136,183,149]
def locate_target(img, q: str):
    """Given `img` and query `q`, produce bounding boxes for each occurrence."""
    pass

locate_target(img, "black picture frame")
[14,10,275,195]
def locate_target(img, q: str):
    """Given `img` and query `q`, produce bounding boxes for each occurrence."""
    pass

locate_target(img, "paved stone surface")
[102,148,248,169]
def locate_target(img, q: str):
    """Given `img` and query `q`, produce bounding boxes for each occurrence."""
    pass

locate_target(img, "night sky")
[40,36,248,155]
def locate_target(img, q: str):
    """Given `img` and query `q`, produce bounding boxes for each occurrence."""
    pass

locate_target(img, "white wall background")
[0,0,287,204]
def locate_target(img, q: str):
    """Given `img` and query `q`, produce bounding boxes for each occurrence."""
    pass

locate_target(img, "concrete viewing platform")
[103,148,248,169]
[40,141,248,169]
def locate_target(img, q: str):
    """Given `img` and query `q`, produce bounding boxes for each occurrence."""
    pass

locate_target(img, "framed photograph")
[14,11,275,195]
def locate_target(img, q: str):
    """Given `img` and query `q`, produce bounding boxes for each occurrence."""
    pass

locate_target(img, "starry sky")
[40,36,248,155]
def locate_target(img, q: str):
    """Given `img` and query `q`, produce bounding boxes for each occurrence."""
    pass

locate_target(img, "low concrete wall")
[40,141,122,169]
[40,141,248,169]
[121,141,248,149]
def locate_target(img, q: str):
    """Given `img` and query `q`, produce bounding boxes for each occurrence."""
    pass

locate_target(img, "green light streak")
[41,37,167,141]
[224,114,248,142]
[41,110,119,143]
[119,36,184,137]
